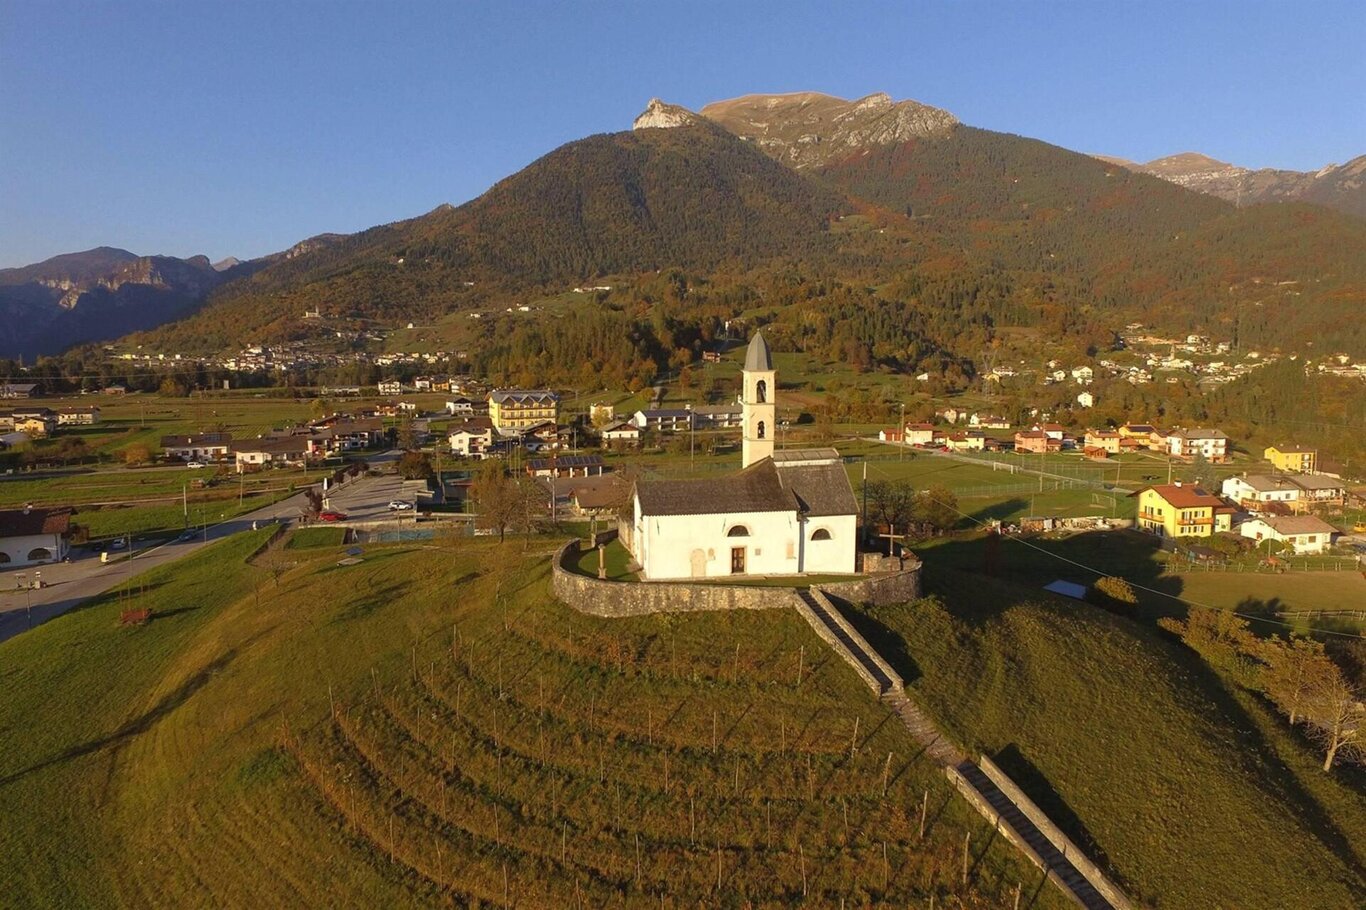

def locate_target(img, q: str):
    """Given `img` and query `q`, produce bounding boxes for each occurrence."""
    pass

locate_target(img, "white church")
[623,331,859,580]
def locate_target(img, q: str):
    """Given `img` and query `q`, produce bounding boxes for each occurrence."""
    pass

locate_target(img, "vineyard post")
[919,790,928,839]
[881,751,892,796]
[961,831,970,885]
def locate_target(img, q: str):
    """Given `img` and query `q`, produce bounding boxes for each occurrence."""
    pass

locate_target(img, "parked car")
[178,530,198,542]
[108,538,127,550]
[387,500,414,511]
[319,510,348,522]
[185,461,206,469]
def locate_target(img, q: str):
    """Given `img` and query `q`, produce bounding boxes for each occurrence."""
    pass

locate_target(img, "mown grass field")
[916,529,1366,623]
[0,531,1060,908]
[285,527,348,549]
[848,568,1366,909]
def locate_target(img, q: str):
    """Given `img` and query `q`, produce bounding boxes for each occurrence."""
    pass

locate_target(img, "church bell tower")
[741,331,776,468]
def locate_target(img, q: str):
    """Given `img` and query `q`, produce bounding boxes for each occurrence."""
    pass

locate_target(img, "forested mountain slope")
[136,122,848,353]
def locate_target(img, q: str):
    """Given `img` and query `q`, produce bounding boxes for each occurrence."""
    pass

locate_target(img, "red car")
[318,510,348,522]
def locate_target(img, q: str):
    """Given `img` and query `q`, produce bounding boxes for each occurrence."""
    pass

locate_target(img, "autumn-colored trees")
[1162,608,1363,771]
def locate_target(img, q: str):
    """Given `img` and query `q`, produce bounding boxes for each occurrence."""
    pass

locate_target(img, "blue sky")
[3,0,1363,268]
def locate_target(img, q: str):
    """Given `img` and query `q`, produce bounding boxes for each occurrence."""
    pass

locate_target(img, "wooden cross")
[876,525,908,557]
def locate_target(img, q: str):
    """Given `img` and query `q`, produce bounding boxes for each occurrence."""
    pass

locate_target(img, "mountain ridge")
[1098,150,1366,219]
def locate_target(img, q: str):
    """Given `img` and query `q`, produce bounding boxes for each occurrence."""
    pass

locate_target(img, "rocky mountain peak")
[632,98,702,130]
[697,90,958,169]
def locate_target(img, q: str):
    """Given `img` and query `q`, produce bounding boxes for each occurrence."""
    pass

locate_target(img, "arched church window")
[811,528,832,541]
[757,420,766,439]
[27,547,52,561]
[727,525,750,537]
[0,552,10,564]
[756,379,767,403]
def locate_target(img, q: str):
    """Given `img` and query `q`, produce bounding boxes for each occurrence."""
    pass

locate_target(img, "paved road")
[0,451,406,645]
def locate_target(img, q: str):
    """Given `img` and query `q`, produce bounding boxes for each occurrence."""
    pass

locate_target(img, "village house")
[1083,429,1123,455]
[1014,430,1060,454]
[0,383,41,399]
[1239,515,1339,555]
[161,432,233,461]
[1287,473,1346,507]
[1118,424,1158,445]
[1076,391,1095,409]
[447,418,495,458]
[945,431,986,452]
[0,506,72,566]
[691,404,743,430]
[1264,444,1316,474]
[1166,428,1229,463]
[377,380,403,396]
[57,407,101,426]
[233,437,311,468]
[1133,483,1234,538]
[589,403,616,425]
[1071,366,1094,385]
[489,389,560,432]
[633,408,693,433]
[521,420,563,451]
[1035,423,1066,441]
[903,423,936,446]
[624,333,857,580]
[525,454,606,479]
[599,420,641,448]
[937,407,963,424]
[444,397,478,416]
[1221,475,1303,512]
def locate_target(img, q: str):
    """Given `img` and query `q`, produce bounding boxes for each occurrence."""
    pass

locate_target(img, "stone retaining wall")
[553,540,798,617]
[554,540,923,617]
[821,562,921,607]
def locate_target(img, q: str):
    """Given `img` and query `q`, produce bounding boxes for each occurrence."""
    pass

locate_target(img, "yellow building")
[1264,444,1315,474]
[488,389,560,432]
[1134,484,1233,538]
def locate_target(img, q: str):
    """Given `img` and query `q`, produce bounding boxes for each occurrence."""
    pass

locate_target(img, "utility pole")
[899,402,905,461]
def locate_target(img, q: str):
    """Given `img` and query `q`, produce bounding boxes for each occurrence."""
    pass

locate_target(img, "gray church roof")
[634,452,855,518]
[744,331,773,372]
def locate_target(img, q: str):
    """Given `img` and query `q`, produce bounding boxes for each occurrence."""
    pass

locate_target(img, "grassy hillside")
[849,567,1366,909]
[0,533,1058,908]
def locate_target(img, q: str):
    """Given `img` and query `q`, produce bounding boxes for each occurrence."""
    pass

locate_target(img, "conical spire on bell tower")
[741,331,776,467]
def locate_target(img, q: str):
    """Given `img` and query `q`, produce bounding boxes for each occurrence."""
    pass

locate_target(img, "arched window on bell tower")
[757,420,766,439]
[756,379,767,403]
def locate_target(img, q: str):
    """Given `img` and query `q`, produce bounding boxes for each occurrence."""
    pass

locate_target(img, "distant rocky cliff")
[633,91,958,169]
[1098,151,1366,219]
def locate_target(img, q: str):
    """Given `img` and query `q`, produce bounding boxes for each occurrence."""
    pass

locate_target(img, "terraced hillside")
[0,531,1056,908]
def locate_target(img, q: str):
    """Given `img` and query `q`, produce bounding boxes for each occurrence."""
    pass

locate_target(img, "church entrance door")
[730,547,746,574]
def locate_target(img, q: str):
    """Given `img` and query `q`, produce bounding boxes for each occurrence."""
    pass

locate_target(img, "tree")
[1092,576,1138,610]
[1260,636,1334,727]
[914,486,959,534]
[398,451,433,480]
[1303,663,1364,772]
[470,461,534,543]
[397,417,419,452]
[122,443,152,466]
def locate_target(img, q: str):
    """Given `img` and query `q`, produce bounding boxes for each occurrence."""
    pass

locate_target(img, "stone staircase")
[793,588,899,695]
[948,761,1131,910]
[798,588,1132,910]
